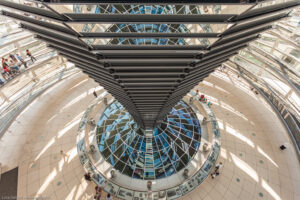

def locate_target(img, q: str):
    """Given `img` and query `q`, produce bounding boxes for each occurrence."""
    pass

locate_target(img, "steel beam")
[0,0,66,21]
[64,13,236,24]
[104,58,195,65]
[35,0,262,4]
[65,59,122,87]
[118,77,179,82]
[233,1,300,21]
[211,25,271,48]
[110,65,191,70]
[134,97,167,100]
[92,45,208,51]
[124,86,174,90]
[20,23,89,50]
[80,32,219,38]
[2,0,296,129]
[31,36,99,66]
[134,102,165,105]
[193,51,240,74]
[113,71,187,76]
[77,80,138,108]
[128,90,171,93]
[59,54,109,76]
[1,10,75,36]
[97,50,200,58]
[210,34,259,52]
[162,61,224,113]
[123,82,178,86]
[72,68,129,96]
[45,43,104,68]
[133,99,166,102]
[129,94,169,97]
[182,59,228,84]
[108,61,193,67]
[224,12,288,35]
[199,44,248,65]
[102,54,196,59]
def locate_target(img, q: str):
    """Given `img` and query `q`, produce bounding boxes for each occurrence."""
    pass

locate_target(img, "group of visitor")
[84,172,113,200]
[195,90,213,107]
[0,49,36,86]
[250,87,259,95]
[94,185,113,200]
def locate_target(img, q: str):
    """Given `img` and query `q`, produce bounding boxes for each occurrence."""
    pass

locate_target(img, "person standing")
[84,172,92,181]
[9,60,20,74]
[94,186,102,200]
[26,49,37,63]
[0,78,4,86]
[207,101,212,107]
[93,89,98,98]
[280,145,286,150]
[9,54,18,62]
[211,162,223,179]
[106,193,112,200]
[2,58,12,79]
[214,162,223,176]
[16,54,27,68]
[200,94,205,102]
[60,150,69,162]
[1,58,7,67]
[95,185,102,193]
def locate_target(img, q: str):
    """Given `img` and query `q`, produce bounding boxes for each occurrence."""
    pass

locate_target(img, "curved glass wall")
[96,100,201,180]
[224,8,300,159]
[0,8,76,136]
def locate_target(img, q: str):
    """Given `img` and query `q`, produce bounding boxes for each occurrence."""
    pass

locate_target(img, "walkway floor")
[0,70,299,200]
[185,70,300,200]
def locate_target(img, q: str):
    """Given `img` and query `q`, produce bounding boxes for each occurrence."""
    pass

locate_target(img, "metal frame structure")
[1,0,299,128]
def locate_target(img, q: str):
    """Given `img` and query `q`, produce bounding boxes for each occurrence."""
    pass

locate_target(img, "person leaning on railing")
[9,60,20,75]
[2,58,12,80]
[16,53,27,69]
[0,78,4,86]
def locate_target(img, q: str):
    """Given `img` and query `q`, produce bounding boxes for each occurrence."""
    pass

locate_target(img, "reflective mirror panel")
[96,101,201,180]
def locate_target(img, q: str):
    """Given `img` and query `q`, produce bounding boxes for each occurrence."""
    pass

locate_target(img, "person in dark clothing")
[9,54,17,62]
[106,193,112,200]
[93,90,97,98]
[84,172,92,181]
[26,49,37,63]
[280,145,286,150]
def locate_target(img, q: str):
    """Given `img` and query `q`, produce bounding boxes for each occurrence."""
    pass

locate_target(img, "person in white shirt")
[214,162,223,175]
[106,193,112,200]
[211,162,223,178]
